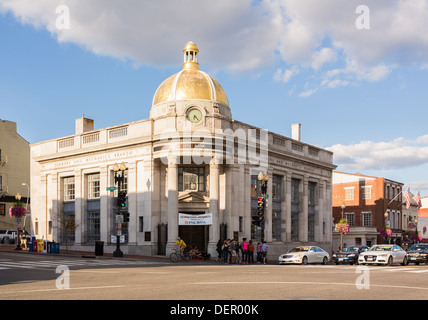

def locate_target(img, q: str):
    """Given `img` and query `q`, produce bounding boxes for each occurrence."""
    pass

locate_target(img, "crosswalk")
[299,264,428,274]
[0,258,164,271]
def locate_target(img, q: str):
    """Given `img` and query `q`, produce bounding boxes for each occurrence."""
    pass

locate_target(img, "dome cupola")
[152,41,229,108]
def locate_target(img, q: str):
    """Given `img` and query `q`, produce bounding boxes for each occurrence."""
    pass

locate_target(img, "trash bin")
[95,240,104,256]
[51,242,60,254]
[28,240,33,252]
[47,241,52,253]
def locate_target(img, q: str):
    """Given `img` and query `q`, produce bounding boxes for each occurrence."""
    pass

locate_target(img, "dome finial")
[183,41,200,70]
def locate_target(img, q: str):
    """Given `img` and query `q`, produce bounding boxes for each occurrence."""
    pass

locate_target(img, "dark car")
[332,246,369,265]
[407,244,428,265]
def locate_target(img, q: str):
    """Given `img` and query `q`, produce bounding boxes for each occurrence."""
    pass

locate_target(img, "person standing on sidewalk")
[247,240,254,264]
[242,238,248,264]
[261,241,269,264]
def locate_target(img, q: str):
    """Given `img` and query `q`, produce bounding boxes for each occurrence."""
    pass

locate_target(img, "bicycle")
[170,248,192,262]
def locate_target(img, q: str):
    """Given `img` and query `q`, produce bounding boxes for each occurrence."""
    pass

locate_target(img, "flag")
[413,189,421,208]
[403,187,412,209]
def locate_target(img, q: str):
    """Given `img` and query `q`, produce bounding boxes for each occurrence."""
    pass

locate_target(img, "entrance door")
[179,225,208,252]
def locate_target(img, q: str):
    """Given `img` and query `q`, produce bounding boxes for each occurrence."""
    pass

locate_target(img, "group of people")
[217,238,269,264]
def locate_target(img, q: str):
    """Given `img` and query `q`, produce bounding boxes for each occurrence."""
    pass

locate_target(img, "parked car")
[332,246,369,265]
[0,229,17,244]
[358,244,408,266]
[407,244,428,265]
[279,246,330,265]
[0,229,31,244]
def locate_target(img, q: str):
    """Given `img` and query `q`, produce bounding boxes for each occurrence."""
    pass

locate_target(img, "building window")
[87,211,100,243]
[362,211,372,227]
[178,167,205,192]
[291,213,299,241]
[63,177,75,201]
[361,186,372,199]
[272,175,283,201]
[87,173,100,199]
[291,178,300,202]
[0,204,5,216]
[345,212,355,226]
[345,187,354,201]
[272,211,282,241]
[251,176,259,197]
[309,181,317,206]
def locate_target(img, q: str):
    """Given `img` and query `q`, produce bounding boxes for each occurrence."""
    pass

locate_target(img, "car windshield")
[369,246,392,252]
[341,247,359,252]
[409,244,428,251]
[289,247,309,253]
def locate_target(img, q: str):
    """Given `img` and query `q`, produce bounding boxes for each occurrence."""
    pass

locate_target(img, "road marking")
[194,281,428,291]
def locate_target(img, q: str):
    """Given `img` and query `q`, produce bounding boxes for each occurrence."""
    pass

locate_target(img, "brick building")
[332,171,403,250]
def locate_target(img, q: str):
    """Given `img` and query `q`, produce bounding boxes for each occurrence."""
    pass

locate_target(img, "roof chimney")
[75,115,94,135]
[291,123,301,141]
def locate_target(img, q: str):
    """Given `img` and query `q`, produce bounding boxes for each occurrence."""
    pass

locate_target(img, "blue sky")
[1,0,428,195]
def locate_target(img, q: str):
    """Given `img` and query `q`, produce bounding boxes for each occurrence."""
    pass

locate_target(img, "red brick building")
[332,171,403,250]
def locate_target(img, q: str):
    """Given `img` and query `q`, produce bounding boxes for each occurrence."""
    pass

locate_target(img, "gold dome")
[152,41,229,106]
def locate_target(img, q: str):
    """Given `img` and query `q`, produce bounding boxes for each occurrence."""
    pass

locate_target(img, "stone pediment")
[178,191,208,203]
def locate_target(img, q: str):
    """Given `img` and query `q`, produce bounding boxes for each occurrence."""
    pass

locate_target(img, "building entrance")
[179,224,209,253]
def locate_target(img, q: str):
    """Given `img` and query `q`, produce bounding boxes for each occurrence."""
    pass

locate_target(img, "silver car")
[358,244,408,266]
[279,246,330,265]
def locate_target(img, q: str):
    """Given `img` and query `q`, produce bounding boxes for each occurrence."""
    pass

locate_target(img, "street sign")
[265,194,269,199]
[106,187,117,191]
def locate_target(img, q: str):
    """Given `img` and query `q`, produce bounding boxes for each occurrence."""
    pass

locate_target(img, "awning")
[418,208,428,218]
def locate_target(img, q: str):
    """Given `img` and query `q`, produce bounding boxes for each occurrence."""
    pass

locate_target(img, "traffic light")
[123,211,130,223]
[117,191,127,208]
[257,197,264,218]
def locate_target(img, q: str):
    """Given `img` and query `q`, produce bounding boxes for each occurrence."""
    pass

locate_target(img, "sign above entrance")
[179,213,212,226]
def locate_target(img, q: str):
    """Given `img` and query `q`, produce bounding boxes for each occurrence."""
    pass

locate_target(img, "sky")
[1,0,428,196]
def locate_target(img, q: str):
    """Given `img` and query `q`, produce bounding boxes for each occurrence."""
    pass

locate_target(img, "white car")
[279,246,330,265]
[358,244,408,266]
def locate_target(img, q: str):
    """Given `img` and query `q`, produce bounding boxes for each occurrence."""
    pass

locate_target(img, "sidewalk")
[0,244,170,261]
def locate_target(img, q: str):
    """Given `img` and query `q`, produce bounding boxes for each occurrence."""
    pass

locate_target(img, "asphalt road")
[2,250,428,302]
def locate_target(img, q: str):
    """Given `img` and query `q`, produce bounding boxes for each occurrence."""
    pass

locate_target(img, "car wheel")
[302,256,308,265]
[3,237,10,244]
[387,256,393,266]
[401,256,408,266]
[322,257,328,265]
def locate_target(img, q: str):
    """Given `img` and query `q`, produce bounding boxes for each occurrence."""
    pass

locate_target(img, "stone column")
[285,173,292,242]
[74,169,83,246]
[300,175,309,242]
[208,157,220,256]
[166,156,179,253]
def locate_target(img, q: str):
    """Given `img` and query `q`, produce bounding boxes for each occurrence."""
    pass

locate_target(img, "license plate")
[368,257,375,261]
[339,258,343,261]
[411,257,416,260]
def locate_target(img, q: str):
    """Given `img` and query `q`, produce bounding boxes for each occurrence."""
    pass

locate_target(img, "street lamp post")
[14,193,22,251]
[113,162,127,257]
[340,202,346,250]
[22,183,29,229]
[257,172,269,242]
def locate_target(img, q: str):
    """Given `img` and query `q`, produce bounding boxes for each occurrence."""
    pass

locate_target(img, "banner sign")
[179,213,212,226]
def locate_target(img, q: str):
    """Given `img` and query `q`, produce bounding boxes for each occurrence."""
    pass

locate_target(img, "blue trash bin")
[50,242,60,254]
[28,240,33,252]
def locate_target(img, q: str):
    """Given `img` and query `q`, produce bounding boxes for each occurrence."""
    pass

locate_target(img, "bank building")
[30,42,336,258]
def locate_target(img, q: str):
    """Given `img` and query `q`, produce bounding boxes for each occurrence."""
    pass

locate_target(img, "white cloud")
[273,66,299,83]
[1,0,428,89]
[311,48,337,70]
[327,136,428,171]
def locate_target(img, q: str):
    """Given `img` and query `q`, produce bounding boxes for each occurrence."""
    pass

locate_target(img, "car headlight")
[348,254,356,257]
[332,254,336,257]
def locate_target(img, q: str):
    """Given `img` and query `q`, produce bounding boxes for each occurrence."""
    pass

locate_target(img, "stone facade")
[30,42,336,258]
